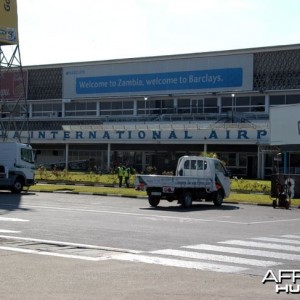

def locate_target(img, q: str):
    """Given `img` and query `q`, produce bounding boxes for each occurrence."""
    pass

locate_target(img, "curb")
[37,181,117,188]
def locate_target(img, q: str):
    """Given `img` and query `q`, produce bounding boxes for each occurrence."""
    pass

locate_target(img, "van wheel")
[11,178,24,194]
[148,195,160,207]
[213,190,223,207]
[181,191,192,208]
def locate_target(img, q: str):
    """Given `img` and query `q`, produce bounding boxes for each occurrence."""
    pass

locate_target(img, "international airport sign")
[3,127,268,144]
[63,54,253,98]
[0,0,18,45]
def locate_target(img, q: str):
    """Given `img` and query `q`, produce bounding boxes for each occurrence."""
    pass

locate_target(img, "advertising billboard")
[0,0,18,45]
[63,54,253,98]
[0,70,27,100]
[270,104,300,145]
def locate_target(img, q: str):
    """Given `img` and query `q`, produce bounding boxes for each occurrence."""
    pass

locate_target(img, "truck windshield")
[214,160,227,175]
[21,148,34,164]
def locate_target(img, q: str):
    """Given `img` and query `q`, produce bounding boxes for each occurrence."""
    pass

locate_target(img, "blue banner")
[76,68,243,95]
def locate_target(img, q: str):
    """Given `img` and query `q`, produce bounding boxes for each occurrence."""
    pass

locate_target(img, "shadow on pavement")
[140,203,240,212]
[0,191,33,214]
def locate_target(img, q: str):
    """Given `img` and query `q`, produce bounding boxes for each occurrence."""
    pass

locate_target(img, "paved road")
[0,191,299,299]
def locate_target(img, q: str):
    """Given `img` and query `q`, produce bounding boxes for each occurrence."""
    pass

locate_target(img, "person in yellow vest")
[116,164,125,187]
[124,166,131,188]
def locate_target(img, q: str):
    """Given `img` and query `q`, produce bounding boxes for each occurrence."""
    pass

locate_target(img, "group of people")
[116,164,132,188]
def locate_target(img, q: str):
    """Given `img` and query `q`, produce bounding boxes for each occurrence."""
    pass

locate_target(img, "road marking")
[24,204,249,224]
[0,233,299,273]
[0,230,21,233]
[220,240,300,252]
[0,235,141,254]
[246,218,300,225]
[184,244,300,261]
[3,201,300,226]
[0,217,29,222]
[112,253,247,273]
[252,237,300,245]
[151,249,280,267]
[0,246,109,261]
[281,234,300,239]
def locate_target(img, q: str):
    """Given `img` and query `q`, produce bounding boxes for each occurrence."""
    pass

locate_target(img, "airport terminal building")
[1,43,300,178]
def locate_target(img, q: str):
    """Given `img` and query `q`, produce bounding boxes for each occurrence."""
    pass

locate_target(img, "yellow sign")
[0,0,18,45]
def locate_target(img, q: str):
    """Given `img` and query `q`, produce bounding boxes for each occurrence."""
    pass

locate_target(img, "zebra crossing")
[0,229,299,275]
[112,234,300,275]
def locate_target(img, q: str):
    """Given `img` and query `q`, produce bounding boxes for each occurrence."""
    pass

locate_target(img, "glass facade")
[24,93,300,118]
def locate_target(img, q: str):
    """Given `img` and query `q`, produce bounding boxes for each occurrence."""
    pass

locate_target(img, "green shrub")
[231,178,270,194]
[35,170,134,185]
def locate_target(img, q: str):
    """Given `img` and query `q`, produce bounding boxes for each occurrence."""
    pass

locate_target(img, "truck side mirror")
[179,169,183,176]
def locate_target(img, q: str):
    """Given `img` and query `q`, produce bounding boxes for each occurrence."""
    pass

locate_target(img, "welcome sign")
[75,68,242,95]
[63,54,253,98]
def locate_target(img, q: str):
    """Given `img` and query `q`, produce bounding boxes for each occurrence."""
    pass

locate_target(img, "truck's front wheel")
[11,178,24,194]
[148,195,160,207]
[213,190,223,207]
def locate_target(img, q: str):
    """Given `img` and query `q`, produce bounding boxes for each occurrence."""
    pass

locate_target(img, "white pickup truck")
[135,156,230,208]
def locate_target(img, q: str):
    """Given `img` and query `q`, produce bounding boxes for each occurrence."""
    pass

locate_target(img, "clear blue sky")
[15,0,300,66]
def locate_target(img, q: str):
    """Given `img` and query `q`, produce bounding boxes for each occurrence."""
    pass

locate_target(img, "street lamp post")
[144,97,148,115]
[231,93,235,122]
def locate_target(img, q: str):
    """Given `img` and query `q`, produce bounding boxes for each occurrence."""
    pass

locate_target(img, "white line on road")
[220,240,300,252]
[0,230,21,233]
[0,246,109,261]
[16,202,300,225]
[112,253,247,273]
[21,204,248,224]
[0,217,29,222]
[243,218,300,225]
[281,235,300,239]
[151,249,280,267]
[0,235,141,254]
[184,244,300,261]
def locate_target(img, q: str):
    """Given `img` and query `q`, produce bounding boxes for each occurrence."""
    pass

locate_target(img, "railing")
[0,112,270,131]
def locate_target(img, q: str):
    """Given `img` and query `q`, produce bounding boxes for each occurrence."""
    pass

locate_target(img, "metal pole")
[65,143,69,171]
[107,143,111,172]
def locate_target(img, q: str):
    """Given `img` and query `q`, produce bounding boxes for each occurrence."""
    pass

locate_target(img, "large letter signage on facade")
[4,127,269,144]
